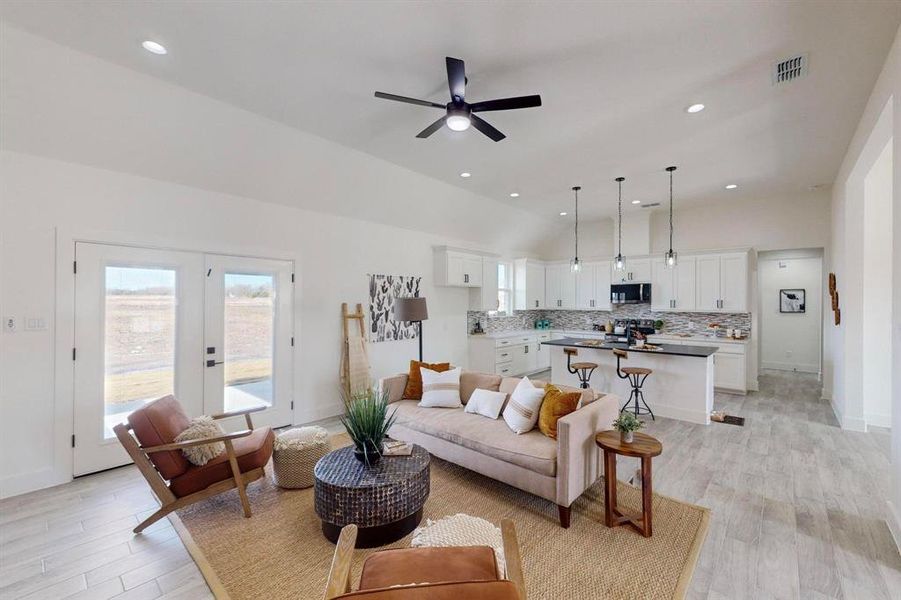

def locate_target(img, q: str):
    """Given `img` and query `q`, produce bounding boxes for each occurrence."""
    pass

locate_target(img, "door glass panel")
[104,267,176,438]
[224,273,274,412]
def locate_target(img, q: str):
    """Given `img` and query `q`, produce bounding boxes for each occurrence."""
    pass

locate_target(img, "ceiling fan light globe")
[446,115,471,131]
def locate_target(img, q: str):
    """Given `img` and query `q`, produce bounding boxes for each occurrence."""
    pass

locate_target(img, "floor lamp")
[394,297,429,362]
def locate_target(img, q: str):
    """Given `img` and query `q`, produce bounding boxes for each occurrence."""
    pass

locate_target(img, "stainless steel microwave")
[610,283,651,304]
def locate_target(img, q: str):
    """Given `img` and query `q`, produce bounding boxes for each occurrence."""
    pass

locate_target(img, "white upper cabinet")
[435,247,488,287]
[577,261,613,310]
[545,263,576,309]
[612,257,651,283]
[469,257,499,311]
[673,256,697,311]
[650,257,675,311]
[719,253,748,312]
[514,259,545,310]
[695,252,748,312]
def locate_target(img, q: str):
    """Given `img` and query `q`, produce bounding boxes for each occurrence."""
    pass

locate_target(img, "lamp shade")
[394,297,428,322]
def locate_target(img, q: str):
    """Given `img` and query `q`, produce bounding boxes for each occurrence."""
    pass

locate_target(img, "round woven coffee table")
[314,444,430,547]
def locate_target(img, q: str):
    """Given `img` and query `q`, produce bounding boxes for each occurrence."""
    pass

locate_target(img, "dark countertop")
[542,337,718,358]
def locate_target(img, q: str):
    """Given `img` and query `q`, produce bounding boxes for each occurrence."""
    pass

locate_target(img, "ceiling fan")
[374,57,541,142]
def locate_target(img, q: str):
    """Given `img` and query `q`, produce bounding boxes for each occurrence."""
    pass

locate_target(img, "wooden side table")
[595,431,662,537]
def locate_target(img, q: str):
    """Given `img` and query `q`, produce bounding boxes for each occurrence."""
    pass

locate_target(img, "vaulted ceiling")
[2,1,899,220]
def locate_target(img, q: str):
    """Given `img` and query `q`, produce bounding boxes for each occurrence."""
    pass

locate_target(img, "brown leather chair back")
[127,395,192,480]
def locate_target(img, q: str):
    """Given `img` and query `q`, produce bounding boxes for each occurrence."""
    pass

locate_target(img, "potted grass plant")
[340,386,398,467]
[612,411,645,443]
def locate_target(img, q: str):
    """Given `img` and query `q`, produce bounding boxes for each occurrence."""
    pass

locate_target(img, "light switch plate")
[25,317,47,331]
[4,316,16,333]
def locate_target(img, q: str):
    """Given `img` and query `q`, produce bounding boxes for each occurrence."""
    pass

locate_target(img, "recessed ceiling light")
[141,40,167,55]
[686,103,705,114]
[631,200,641,205]
[559,212,567,216]
[509,192,520,198]
[725,184,738,190]
[459,172,471,178]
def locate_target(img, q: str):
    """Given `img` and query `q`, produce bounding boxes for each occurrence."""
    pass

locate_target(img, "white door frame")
[52,227,299,486]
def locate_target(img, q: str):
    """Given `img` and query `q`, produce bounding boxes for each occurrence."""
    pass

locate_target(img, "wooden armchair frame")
[113,405,268,534]
[324,519,526,600]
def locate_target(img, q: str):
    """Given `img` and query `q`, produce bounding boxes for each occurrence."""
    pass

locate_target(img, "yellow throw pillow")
[538,384,581,439]
[402,360,451,400]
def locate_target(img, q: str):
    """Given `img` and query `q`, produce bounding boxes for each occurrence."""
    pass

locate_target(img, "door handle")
[464,273,469,283]
[524,346,529,353]
[206,359,224,368]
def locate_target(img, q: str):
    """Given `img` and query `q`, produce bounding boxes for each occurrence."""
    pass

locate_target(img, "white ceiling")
[2,1,898,220]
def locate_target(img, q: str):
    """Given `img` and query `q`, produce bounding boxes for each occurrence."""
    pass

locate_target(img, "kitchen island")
[544,337,717,425]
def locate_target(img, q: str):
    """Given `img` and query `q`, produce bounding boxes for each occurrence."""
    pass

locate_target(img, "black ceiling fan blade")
[374,91,445,109]
[446,57,466,102]
[470,114,506,142]
[416,116,447,138]
[469,95,542,113]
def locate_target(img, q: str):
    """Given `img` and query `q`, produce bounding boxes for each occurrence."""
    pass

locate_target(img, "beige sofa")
[379,371,620,528]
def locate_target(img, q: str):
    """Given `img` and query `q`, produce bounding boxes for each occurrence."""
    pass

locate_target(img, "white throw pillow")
[502,376,546,434]
[174,416,226,466]
[418,367,463,408]
[464,388,507,420]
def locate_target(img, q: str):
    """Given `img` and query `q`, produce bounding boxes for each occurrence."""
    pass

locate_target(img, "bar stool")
[564,348,598,390]
[612,348,654,420]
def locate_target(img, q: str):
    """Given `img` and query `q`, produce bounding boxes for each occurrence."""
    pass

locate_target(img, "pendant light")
[614,177,626,271]
[664,166,678,268]
[570,186,582,272]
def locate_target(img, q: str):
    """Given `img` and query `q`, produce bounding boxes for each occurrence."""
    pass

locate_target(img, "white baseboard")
[887,500,901,553]
[0,467,70,500]
[761,361,819,373]
[828,396,867,432]
[865,412,893,428]
[652,404,710,426]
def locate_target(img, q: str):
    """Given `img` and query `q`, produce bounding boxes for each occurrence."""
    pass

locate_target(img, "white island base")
[548,342,715,425]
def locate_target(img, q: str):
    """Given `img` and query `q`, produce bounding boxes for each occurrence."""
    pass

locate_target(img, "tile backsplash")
[468,306,751,336]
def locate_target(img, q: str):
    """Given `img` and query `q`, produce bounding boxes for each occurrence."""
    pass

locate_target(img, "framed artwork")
[368,274,422,342]
[780,289,806,313]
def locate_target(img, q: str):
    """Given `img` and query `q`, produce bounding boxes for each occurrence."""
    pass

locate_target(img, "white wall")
[827,24,900,547]
[536,190,831,261]
[758,253,822,373]
[863,141,893,427]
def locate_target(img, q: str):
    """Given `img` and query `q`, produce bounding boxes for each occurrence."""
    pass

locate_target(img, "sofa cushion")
[391,401,557,477]
[339,581,521,599]
[538,385,581,440]
[359,546,498,590]
[169,427,274,498]
[403,361,452,400]
[128,395,192,480]
[460,372,502,404]
[500,377,594,407]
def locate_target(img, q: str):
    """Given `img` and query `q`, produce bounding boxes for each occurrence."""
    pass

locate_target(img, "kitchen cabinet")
[469,257,499,311]
[695,252,748,312]
[714,352,746,391]
[651,256,697,311]
[469,332,546,377]
[435,248,486,287]
[514,259,545,310]
[576,261,613,310]
[545,263,576,309]
[512,342,538,375]
[612,258,651,283]
[536,333,551,370]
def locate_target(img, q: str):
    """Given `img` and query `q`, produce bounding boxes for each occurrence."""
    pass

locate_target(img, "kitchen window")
[496,261,512,315]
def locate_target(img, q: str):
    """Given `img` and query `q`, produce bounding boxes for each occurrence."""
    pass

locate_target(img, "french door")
[73,242,294,476]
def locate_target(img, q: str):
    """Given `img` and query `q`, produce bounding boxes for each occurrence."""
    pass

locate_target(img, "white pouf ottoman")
[272,426,330,489]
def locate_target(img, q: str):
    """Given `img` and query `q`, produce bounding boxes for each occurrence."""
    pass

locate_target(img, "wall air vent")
[773,53,808,85]
[640,202,661,209]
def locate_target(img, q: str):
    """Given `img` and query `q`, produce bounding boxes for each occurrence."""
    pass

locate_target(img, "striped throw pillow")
[418,367,463,408]
[502,376,547,434]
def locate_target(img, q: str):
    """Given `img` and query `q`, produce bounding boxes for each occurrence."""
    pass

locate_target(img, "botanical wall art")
[368,274,422,342]
[779,289,806,313]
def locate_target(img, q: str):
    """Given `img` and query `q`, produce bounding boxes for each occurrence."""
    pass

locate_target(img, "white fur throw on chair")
[174,416,226,466]
[410,513,506,578]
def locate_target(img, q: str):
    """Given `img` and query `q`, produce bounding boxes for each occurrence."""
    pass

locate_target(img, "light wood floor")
[1,371,897,599]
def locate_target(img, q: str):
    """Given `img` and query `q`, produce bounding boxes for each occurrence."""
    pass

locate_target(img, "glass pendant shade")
[571,257,582,273]
[614,254,625,271]
[665,249,677,268]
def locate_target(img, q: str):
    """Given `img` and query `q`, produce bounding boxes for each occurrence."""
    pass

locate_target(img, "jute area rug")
[172,435,709,600]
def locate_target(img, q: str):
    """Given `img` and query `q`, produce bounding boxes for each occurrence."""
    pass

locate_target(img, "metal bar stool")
[612,348,654,420]
[564,348,597,389]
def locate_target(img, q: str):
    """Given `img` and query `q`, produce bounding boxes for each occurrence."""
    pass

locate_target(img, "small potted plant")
[654,319,665,334]
[340,386,397,467]
[612,411,645,443]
